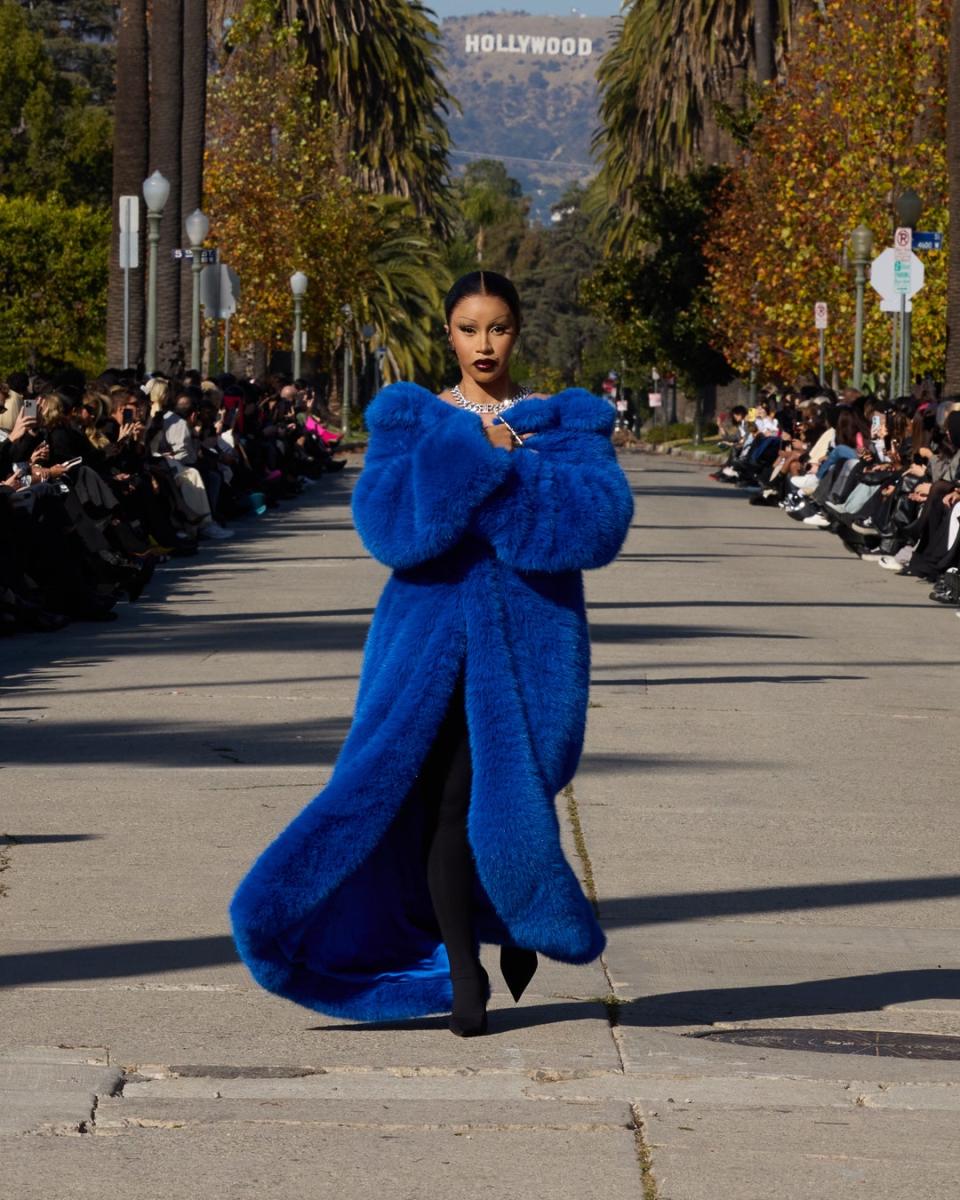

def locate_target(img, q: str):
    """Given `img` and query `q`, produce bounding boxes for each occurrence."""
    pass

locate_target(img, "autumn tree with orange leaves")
[705,0,949,388]
[204,0,372,364]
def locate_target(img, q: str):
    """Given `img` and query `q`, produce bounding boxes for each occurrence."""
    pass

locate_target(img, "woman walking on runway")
[231,270,634,1036]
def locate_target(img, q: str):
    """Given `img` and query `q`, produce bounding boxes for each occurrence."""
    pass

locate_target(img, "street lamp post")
[290,271,307,381]
[341,304,353,437]
[142,170,170,375]
[848,224,874,390]
[185,208,210,372]
[895,189,922,398]
[747,344,760,409]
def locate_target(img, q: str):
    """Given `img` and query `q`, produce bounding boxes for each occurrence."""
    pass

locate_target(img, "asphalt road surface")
[2,455,959,1198]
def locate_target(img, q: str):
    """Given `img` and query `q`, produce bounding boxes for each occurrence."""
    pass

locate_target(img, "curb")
[622,442,726,467]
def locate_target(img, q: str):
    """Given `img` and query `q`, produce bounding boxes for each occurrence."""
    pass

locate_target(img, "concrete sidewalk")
[2,459,960,1197]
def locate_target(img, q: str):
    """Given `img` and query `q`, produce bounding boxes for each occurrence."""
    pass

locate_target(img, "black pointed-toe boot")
[500,945,538,1004]
[449,965,489,1037]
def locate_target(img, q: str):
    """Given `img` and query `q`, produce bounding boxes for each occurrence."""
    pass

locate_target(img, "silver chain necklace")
[451,383,529,414]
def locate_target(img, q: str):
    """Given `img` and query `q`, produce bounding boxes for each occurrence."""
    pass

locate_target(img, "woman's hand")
[484,423,516,452]
[30,442,49,465]
[9,409,36,442]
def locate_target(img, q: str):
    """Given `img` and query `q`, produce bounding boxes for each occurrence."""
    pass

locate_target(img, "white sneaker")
[861,552,885,562]
[199,521,235,540]
[877,555,904,572]
[802,512,831,527]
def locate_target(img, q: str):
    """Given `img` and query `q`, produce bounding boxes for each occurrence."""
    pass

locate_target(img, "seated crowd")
[713,383,960,605]
[0,369,346,632]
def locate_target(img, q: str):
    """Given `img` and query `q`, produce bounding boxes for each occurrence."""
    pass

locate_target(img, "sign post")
[814,302,828,386]
[893,227,912,397]
[118,195,140,370]
[201,263,240,374]
[870,243,925,399]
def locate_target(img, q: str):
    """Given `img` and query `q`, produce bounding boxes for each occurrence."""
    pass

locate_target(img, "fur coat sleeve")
[352,383,634,572]
[230,382,634,1023]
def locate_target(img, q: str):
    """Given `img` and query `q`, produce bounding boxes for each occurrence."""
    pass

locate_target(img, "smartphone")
[14,461,30,477]
[122,407,134,424]
[61,457,83,471]
[21,397,38,421]
[871,413,882,436]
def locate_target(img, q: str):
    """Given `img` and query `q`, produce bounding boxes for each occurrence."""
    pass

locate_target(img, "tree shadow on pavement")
[5,875,959,990]
[621,969,960,1027]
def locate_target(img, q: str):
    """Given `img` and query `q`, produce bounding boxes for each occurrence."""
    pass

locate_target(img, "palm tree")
[149,0,184,372]
[209,0,455,227]
[946,0,960,393]
[358,195,450,384]
[595,0,793,201]
[754,0,778,82]
[179,0,207,345]
[106,0,148,366]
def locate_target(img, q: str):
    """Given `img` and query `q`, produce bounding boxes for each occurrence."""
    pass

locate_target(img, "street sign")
[814,301,828,330]
[118,195,139,269]
[201,263,240,319]
[870,247,924,301]
[913,231,943,252]
[173,248,219,264]
[894,226,912,256]
[880,296,913,313]
[894,257,912,294]
[648,392,662,408]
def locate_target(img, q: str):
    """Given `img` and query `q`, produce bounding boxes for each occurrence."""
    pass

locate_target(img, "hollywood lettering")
[464,32,594,57]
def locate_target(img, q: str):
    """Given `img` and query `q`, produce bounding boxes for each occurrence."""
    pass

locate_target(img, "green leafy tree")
[20,0,117,102]
[511,184,610,390]
[210,0,455,226]
[584,168,733,395]
[0,0,112,205]
[0,195,109,375]
[448,159,529,273]
[205,0,368,358]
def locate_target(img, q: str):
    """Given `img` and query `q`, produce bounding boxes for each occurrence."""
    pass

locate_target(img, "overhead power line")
[449,148,596,171]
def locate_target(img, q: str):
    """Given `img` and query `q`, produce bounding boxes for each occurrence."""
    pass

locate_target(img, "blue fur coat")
[230,382,634,1021]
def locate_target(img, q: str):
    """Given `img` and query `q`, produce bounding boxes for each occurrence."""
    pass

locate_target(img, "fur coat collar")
[231,382,634,1021]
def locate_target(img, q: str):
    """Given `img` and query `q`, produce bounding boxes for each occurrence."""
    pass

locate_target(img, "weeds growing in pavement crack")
[563,784,599,915]
[564,784,628,1071]
[630,1104,659,1200]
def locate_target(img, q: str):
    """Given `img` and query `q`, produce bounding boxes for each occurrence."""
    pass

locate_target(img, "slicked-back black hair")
[444,270,522,329]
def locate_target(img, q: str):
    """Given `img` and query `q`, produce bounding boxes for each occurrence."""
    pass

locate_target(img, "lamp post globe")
[142,170,170,214]
[142,170,170,375]
[290,272,307,379]
[849,224,874,390]
[848,224,874,266]
[185,208,210,247]
[895,188,923,231]
[185,209,210,372]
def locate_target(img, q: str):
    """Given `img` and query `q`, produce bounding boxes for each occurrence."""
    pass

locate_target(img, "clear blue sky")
[429,1,620,16]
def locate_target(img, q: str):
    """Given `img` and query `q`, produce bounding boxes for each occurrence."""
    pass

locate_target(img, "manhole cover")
[694,1028,960,1060]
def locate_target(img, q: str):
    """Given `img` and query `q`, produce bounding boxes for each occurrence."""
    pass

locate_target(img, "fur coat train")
[230,382,634,1021]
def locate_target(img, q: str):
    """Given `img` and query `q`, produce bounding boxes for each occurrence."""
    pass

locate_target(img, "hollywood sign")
[464,32,594,57]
